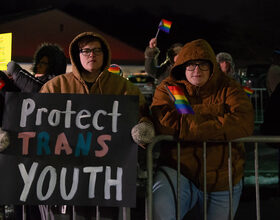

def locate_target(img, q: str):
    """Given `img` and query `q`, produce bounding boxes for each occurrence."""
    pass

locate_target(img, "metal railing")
[250,88,268,124]
[18,203,131,220]
[146,135,280,220]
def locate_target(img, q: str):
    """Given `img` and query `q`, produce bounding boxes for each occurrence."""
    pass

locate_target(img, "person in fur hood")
[150,39,254,220]
[216,52,241,83]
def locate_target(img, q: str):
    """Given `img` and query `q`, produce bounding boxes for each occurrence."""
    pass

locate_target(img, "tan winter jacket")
[151,39,254,191]
[40,32,149,120]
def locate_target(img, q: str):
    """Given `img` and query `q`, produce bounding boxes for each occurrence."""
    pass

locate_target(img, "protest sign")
[0,32,12,71]
[1,92,139,207]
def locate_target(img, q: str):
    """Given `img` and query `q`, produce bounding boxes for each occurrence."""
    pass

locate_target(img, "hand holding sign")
[0,128,9,152]
[131,121,155,148]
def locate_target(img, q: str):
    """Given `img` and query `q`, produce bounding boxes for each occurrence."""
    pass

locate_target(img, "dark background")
[1,0,280,66]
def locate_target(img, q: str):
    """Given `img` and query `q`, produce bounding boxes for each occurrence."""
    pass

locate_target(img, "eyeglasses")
[79,48,103,56]
[186,62,210,71]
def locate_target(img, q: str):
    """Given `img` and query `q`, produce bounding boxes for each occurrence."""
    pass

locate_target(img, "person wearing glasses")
[39,32,154,218]
[150,39,254,220]
[40,32,153,143]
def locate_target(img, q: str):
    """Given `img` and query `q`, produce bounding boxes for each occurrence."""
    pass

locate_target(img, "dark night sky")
[1,0,280,66]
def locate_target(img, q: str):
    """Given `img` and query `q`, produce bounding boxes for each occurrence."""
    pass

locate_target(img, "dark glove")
[0,71,20,126]
[131,121,155,147]
[7,60,21,76]
[0,70,19,92]
[7,61,44,92]
[0,128,9,152]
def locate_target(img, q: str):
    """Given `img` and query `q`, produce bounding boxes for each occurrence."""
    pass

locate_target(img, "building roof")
[0,9,144,65]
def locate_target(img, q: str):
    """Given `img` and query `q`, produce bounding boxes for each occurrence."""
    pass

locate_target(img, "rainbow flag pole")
[155,29,160,39]
[166,85,194,114]
[155,19,172,38]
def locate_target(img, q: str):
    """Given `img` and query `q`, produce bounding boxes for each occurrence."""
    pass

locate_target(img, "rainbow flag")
[159,19,172,33]
[166,86,194,114]
[243,86,254,97]
[0,79,5,90]
[108,64,122,75]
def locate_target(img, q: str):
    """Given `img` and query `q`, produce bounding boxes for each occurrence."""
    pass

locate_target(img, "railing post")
[203,141,207,220]
[254,142,261,220]
[146,135,174,220]
[118,207,130,220]
[72,205,76,220]
[228,142,233,220]
[96,206,100,220]
[177,141,181,220]
[22,205,26,220]
[146,140,153,220]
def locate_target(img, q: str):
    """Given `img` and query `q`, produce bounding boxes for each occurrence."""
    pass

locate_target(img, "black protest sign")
[1,92,139,207]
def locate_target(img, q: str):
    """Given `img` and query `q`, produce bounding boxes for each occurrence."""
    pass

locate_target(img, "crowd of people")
[0,31,278,220]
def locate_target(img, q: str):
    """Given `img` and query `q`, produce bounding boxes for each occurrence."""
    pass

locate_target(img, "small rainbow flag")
[243,86,254,97]
[0,79,5,90]
[166,85,194,114]
[108,64,122,75]
[159,19,172,33]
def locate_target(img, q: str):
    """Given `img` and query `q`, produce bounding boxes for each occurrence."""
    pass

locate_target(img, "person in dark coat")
[261,82,280,135]
[2,43,67,220]
[266,49,280,96]
[7,42,67,92]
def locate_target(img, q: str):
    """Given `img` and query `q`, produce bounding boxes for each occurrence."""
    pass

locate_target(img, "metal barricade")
[20,205,130,220]
[146,135,280,220]
[250,88,268,124]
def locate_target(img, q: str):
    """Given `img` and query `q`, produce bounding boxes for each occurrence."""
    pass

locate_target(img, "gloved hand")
[7,60,21,76]
[7,61,44,92]
[0,71,20,127]
[0,70,19,92]
[131,121,155,148]
[0,128,9,152]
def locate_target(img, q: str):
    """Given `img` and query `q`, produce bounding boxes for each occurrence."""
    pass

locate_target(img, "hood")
[69,32,111,75]
[170,39,219,81]
[216,52,233,65]
[216,52,235,75]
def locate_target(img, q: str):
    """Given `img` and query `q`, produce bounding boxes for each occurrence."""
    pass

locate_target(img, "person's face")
[219,61,230,74]
[79,41,104,73]
[36,56,49,75]
[174,54,179,63]
[185,61,211,87]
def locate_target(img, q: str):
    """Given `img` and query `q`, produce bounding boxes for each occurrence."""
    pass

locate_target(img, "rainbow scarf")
[159,19,172,33]
[243,86,254,97]
[166,86,194,114]
[108,64,122,75]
